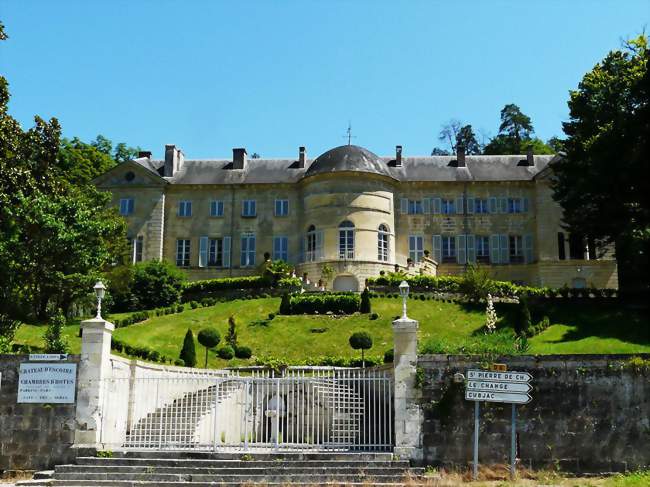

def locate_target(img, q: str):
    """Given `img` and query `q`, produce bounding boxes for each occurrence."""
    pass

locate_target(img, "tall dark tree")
[438,119,462,153]
[180,329,197,367]
[456,125,482,154]
[434,119,482,154]
[498,103,534,146]
[553,36,649,292]
[483,103,554,155]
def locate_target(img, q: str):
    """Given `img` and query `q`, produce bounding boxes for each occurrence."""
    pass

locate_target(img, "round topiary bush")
[217,345,235,360]
[235,345,252,359]
[174,358,185,366]
[197,328,221,367]
[369,312,379,320]
[383,349,394,364]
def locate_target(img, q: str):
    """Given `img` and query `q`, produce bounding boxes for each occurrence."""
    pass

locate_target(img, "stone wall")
[0,354,81,473]
[418,354,650,472]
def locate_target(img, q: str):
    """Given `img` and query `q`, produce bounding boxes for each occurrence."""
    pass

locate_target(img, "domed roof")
[304,145,394,179]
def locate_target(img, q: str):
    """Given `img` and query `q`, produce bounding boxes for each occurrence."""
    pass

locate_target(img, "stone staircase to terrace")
[18,451,423,486]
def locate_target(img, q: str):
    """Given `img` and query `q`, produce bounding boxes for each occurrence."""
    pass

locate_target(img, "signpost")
[29,353,68,361]
[465,368,533,480]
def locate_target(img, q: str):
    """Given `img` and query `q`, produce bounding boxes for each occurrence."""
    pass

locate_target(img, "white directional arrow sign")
[467,380,532,394]
[465,390,532,404]
[467,369,532,383]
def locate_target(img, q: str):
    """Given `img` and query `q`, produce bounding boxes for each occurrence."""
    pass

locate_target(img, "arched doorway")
[333,275,359,292]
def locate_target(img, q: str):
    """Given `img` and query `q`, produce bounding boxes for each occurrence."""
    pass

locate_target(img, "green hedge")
[183,276,272,296]
[255,355,383,369]
[283,293,361,315]
[111,338,170,364]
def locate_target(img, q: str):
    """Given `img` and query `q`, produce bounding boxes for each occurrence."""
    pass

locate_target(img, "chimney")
[456,145,466,167]
[138,150,152,159]
[164,145,184,177]
[526,148,535,166]
[395,145,403,167]
[233,148,247,170]
[298,146,306,168]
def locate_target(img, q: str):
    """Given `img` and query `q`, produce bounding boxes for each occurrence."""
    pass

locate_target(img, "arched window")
[378,224,389,262]
[339,221,355,259]
[306,225,317,262]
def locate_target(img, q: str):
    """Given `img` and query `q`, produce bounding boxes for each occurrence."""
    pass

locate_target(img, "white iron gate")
[100,367,392,452]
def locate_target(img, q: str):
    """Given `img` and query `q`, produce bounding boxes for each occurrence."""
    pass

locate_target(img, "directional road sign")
[467,379,532,394]
[29,353,68,361]
[467,369,532,383]
[465,390,532,404]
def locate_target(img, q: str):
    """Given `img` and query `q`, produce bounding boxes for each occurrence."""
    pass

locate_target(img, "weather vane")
[342,122,356,145]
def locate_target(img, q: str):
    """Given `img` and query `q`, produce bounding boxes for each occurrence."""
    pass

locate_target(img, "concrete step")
[75,457,409,468]
[54,473,412,483]
[43,482,410,487]
[90,451,394,461]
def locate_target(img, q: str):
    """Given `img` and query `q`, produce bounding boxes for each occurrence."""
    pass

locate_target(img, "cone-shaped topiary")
[360,288,371,313]
[180,329,197,367]
[197,328,221,368]
[279,293,291,314]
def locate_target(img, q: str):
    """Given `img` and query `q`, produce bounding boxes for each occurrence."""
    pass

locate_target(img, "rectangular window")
[133,236,143,263]
[176,239,190,267]
[242,200,256,217]
[273,236,288,262]
[474,199,489,214]
[210,200,224,217]
[208,238,224,267]
[476,236,490,263]
[441,199,456,215]
[378,231,389,262]
[409,236,424,263]
[120,198,134,216]
[178,200,192,217]
[442,236,456,262]
[508,198,523,213]
[558,232,566,260]
[509,235,524,263]
[408,200,423,215]
[240,234,256,266]
[274,199,289,217]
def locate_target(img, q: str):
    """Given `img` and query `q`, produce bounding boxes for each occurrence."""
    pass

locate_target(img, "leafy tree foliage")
[44,310,70,354]
[180,329,197,367]
[435,119,482,154]
[430,147,451,155]
[456,125,482,154]
[197,328,221,367]
[553,36,649,291]
[226,315,238,348]
[58,137,117,185]
[130,260,185,310]
[483,104,554,154]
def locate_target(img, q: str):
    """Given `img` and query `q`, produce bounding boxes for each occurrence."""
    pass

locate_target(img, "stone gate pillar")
[392,317,423,462]
[73,317,114,446]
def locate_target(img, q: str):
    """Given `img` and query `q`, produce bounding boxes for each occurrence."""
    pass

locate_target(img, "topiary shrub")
[369,312,379,320]
[190,301,199,309]
[217,345,235,360]
[180,329,197,367]
[279,293,291,315]
[235,345,252,359]
[349,331,373,367]
[516,296,533,337]
[383,348,394,364]
[197,328,221,368]
[360,288,372,313]
[226,315,238,348]
[286,293,361,315]
[174,358,185,366]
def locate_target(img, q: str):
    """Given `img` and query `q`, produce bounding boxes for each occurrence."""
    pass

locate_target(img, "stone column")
[74,317,114,447]
[392,317,422,462]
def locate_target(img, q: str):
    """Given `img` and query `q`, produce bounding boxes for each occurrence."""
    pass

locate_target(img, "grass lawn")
[13,297,649,367]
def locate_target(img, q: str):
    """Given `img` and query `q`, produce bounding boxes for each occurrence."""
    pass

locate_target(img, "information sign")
[17,363,77,403]
[467,369,532,383]
[467,379,532,394]
[29,353,68,361]
[465,390,532,404]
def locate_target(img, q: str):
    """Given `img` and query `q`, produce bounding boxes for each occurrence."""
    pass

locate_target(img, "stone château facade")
[93,144,618,291]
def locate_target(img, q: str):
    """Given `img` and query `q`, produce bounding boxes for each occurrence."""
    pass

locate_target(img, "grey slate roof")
[132,146,555,185]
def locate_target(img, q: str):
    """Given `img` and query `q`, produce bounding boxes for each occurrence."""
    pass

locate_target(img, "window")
[442,236,456,262]
[306,225,317,262]
[274,199,289,217]
[474,199,489,214]
[508,198,523,213]
[209,238,224,266]
[273,236,288,262]
[240,234,256,266]
[178,200,192,217]
[476,236,490,263]
[242,200,256,217]
[569,234,585,260]
[378,224,389,262]
[408,200,423,215]
[339,221,355,259]
[132,236,143,263]
[176,239,190,267]
[409,236,424,263]
[509,235,524,263]
[441,199,455,215]
[119,198,134,216]
[557,232,566,260]
[210,200,224,217]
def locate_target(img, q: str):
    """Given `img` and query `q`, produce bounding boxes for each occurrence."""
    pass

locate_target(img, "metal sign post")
[465,368,533,481]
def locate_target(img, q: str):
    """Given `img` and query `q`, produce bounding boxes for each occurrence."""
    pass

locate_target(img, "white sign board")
[465,389,532,404]
[467,380,532,393]
[29,353,68,361]
[467,369,532,383]
[17,363,77,403]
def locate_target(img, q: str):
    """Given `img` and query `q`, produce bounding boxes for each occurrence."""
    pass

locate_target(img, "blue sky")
[1,1,648,159]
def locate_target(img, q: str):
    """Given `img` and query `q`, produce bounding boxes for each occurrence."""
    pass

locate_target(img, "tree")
[58,137,117,185]
[431,147,451,156]
[553,35,649,291]
[349,331,373,367]
[131,260,186,310]
[498,103,533,146]
[483,104,553,155]
[113,142,141,164]
[197,328,220,368]
[279,293,291,314]
[456,124,482,155]
[438,119,462,153]
[360,288,371,313]
[516,296,532,337]
[180,329,197,367]
[225,315,238,348]
[44,310,70,354]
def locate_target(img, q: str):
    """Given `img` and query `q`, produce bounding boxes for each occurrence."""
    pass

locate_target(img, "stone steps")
[55,465,411,475]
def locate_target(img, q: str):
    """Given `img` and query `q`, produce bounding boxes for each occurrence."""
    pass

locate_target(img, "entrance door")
[333,275,359,292]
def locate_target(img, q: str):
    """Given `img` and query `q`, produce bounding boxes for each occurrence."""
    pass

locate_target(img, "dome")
[304,145,394,179]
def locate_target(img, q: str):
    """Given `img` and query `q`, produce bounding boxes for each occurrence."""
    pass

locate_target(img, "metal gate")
[100,367,392,452]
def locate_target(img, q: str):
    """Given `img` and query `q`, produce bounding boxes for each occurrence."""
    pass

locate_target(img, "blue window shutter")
[466,197,475,215]
[250,235,256,265]
[523,197,530,213]
[456,235,467,264]
[455,197,464,215]
[499,198,508,214]
[488,197,497,214]
[432,235,442,263]
[400,198,408,214]
[432,197,442,214]
[222,236,231,268]
[524,234,534,263]
[500,234,509,263]
[490,234,500,264]
[199,236,208,268]
[128,199,134,214]
[467,234,476,263]
[423,198,431,214]
[316,230,324,259]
